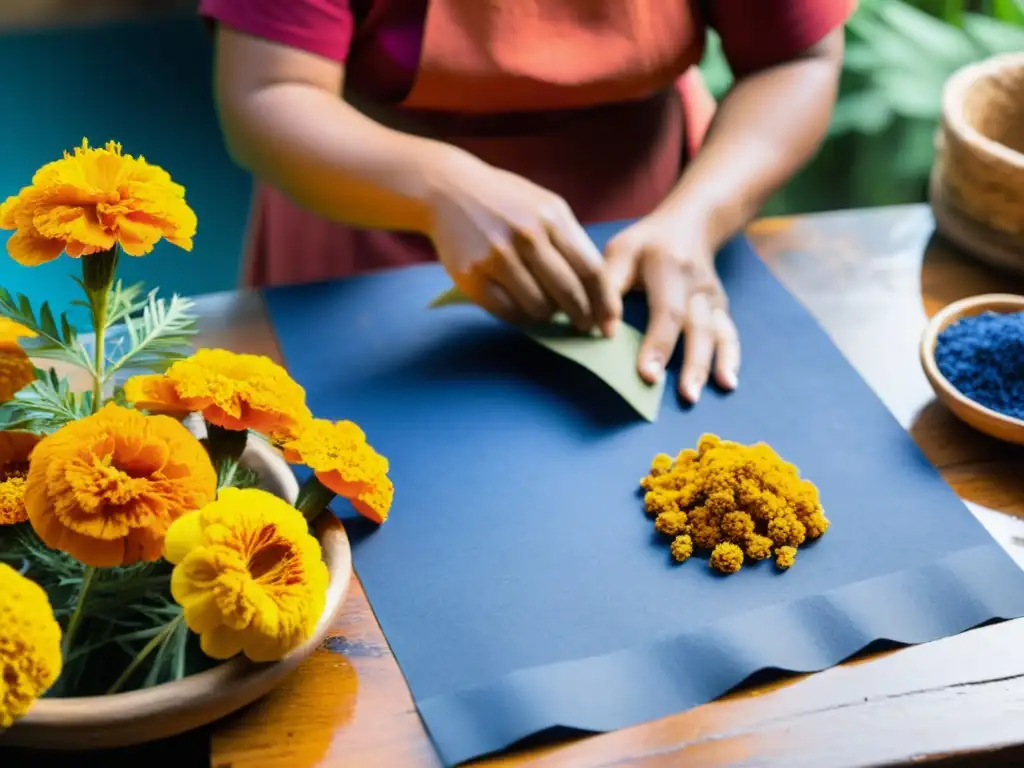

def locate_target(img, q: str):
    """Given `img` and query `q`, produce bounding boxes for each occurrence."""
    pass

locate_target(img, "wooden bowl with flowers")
[0,141,393,749]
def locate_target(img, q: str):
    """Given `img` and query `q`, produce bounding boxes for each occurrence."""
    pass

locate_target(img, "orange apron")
[245,0,717,287]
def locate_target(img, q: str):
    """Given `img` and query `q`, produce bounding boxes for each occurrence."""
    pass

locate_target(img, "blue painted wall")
[0,16,252,320]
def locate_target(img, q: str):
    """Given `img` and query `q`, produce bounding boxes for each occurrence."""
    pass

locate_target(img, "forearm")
[658,32,844,248]
[218,78,471,236]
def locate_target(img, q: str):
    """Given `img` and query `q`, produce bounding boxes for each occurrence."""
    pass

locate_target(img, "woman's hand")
[427,153,622,336]
[604,210,740,404]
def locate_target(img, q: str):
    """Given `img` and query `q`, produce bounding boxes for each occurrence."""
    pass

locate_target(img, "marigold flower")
[649,453,673,477]
[0,139,196,266]
[284,419,393,523]
[124,349,311,439]
[0,431,42,525]
[0,318,36,404]
[24,404,217,567]
[0,563,62,727]
[641,434,829,574]
[164,488,329,662]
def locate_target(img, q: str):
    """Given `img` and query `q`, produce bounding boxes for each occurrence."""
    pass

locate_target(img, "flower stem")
[82,247,119,413]
[62,565,97,658]
[107,613,184,695]
[296,476,336,522]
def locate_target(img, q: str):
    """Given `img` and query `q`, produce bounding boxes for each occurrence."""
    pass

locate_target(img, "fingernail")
[602,319,617,338]
[723,370,738,390]
[641,359,663,382]
[685,384,701,403]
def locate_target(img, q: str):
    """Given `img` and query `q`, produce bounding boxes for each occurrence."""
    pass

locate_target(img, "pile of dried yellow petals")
[641,434,829,574]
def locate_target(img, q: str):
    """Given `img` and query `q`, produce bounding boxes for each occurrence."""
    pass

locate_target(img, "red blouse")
[200,0,855,104]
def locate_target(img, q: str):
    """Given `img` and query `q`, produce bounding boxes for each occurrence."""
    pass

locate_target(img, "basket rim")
[942,52,1024,172]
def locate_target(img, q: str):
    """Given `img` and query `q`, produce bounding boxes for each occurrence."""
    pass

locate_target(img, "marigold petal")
[5,229,66,267]
[164,510,204,565]
[199,624,246,660]
[0,347,36,403]
[123,374,190,414]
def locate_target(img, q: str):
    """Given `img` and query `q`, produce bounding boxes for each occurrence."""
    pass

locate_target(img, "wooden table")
[205,204,1024,768]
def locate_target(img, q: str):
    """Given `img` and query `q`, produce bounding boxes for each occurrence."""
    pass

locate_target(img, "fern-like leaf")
[106,291,197,378]
[2,368,93,433]
[0,286,93,371]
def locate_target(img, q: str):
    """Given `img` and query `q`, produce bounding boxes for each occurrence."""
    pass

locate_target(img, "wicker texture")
[932,54,1024,269]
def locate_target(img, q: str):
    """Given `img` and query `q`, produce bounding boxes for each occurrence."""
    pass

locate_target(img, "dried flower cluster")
[642,434,829,574]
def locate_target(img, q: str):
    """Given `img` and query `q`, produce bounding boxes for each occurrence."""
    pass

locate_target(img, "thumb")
[603,232,641,297]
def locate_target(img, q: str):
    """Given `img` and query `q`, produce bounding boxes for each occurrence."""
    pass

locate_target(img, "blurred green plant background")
[700,0,1024,215]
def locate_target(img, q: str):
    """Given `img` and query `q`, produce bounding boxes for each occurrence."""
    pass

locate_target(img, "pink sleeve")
[707,0,856,76]
[200,0,356,63]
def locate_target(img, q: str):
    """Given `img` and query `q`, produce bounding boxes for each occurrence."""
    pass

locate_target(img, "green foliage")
[698,0,1024,214]
[104,290,198,378]
[3,368,94,433]
[0,286,92,371]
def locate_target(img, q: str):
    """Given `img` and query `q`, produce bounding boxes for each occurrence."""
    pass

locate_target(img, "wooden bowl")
[1,436,353,750]
[920,293,1024,445]
[931,53,1024,273]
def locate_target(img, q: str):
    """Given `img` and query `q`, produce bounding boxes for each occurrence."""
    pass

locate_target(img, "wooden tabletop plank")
[206,205,1024,767]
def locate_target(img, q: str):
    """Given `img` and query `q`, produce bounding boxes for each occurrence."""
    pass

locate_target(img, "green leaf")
[4,368,93,433]
[991,0,1024,24]
[875,1,982,66]
[829,89,895,136]
[0,286,93,371]
[429,287,666,422]
[963,13,1024,55]
[105,291,198,378]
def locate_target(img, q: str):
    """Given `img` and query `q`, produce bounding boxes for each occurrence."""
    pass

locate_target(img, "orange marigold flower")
[642,435,828,574]
[124,349,311,439]
[164,488,330,662]
[0,431,42,525]
[283,419,393,523]
[0,319,36,404]
[0,139,196,266]
[24,404,217,567]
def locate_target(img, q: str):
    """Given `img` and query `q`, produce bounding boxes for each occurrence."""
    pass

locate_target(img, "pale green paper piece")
[428,286,665,422]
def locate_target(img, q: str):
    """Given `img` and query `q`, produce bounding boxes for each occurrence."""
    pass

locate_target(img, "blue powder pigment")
[934,310,1024,420]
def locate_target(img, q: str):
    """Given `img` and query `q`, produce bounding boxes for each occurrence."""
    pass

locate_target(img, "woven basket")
[931,53,1024,274]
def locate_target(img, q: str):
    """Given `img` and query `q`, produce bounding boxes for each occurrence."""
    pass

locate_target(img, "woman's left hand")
[604,209,740,404]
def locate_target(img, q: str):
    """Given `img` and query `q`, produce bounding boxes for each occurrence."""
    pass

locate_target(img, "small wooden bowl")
[920,293,1024,445]
[1,436,353,750]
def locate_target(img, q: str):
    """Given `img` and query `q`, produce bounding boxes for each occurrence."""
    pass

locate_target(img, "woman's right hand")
[426,153,622,336]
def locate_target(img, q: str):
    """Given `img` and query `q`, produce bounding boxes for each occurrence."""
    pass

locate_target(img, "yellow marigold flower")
[0,563,62,727]
[710,542,744,574]
[164,488,329,663]
[24,404,217,567]
[0,431,42,525]
[775,546,797,570]
[0,318,36,404]
[670,534,693,563]
[642,435,828,574]
[124,349,311,439]
[283,418,393,523]
[654,510,688,537]
[0,139,196,266]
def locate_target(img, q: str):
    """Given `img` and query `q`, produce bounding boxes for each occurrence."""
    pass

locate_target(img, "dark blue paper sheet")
[264,224,1024,766]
